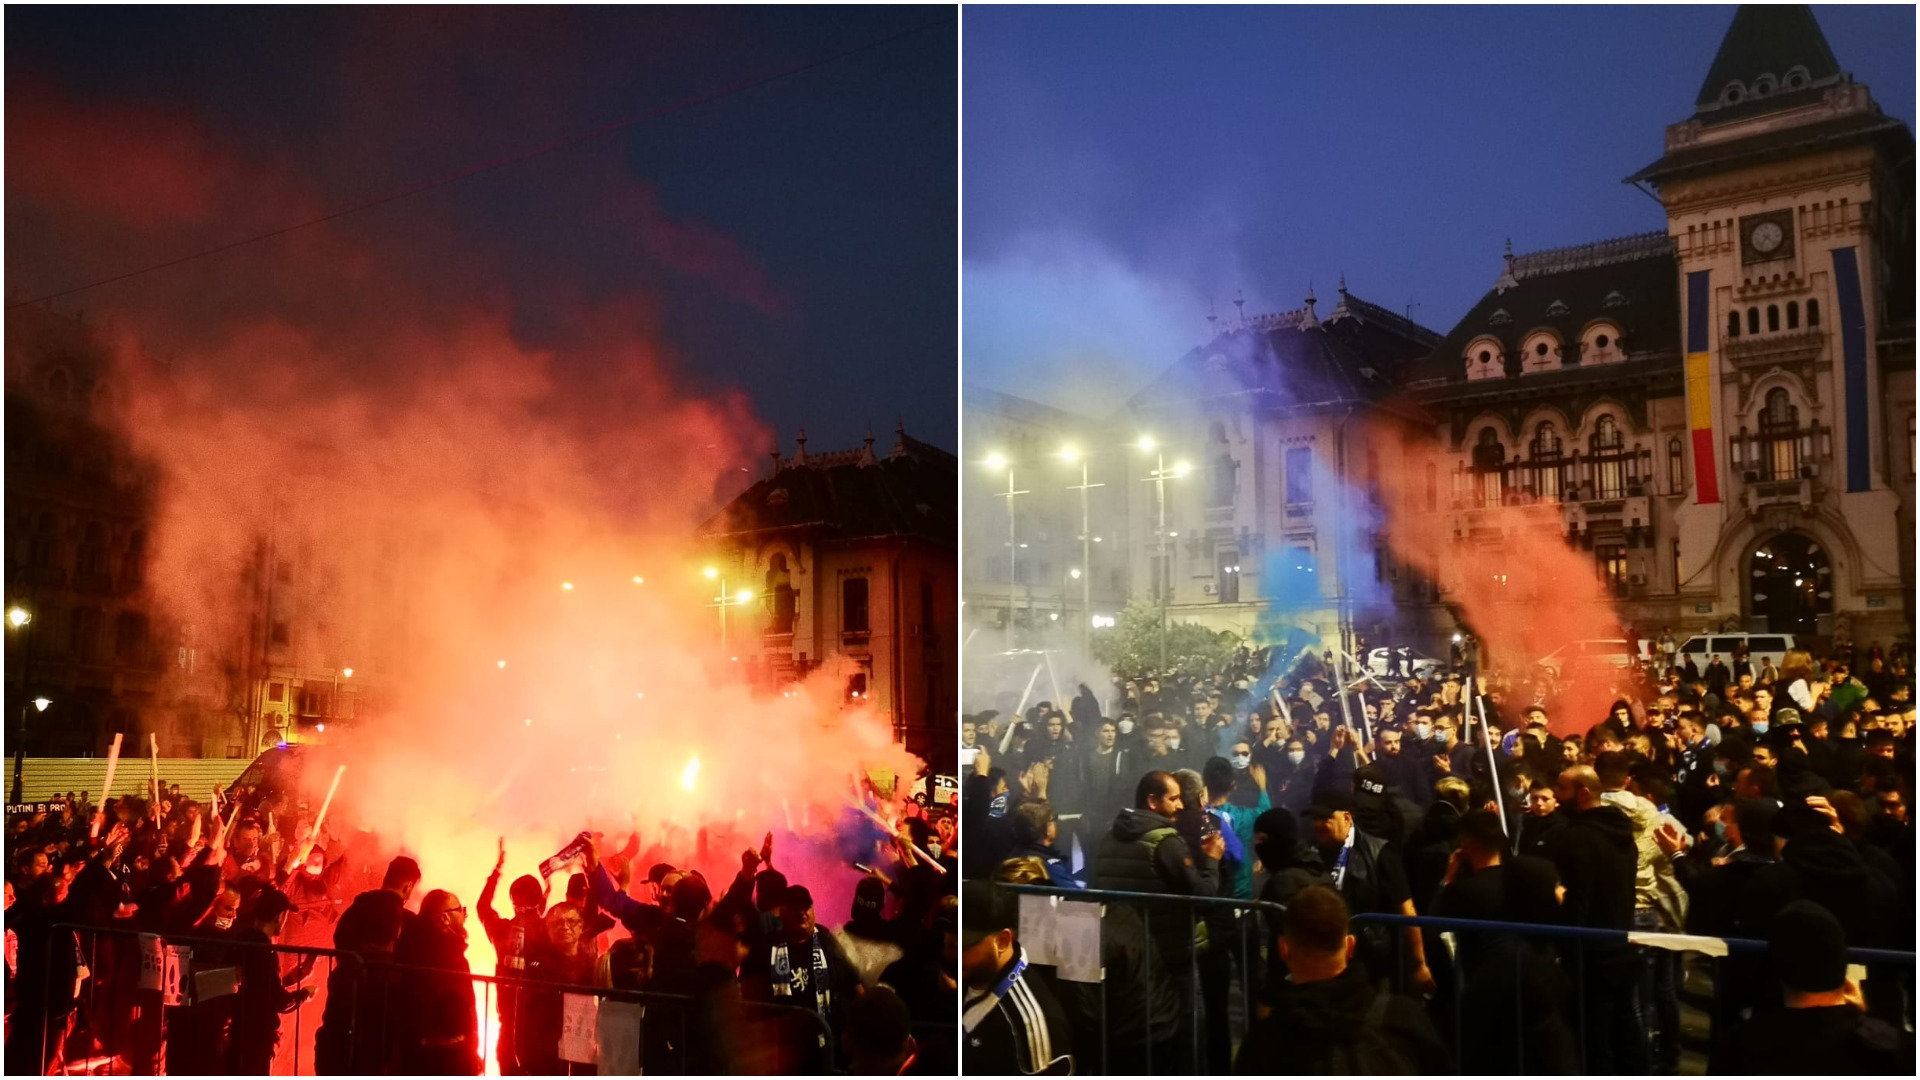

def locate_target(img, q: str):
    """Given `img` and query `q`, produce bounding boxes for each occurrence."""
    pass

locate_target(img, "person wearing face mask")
[393,888,482,1074]
[1269,738,1317,813]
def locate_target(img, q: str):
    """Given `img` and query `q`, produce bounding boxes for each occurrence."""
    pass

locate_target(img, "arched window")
[1207,422,1236,508]
[765,554,796,634]
[1786,301,1799,329]
[1529,422,1564,501]
[1728,311,1741,338]
[1760,388,1800,480]
[1471,427,1506,508]
[1591,416,1626,498]
[1667,437,1685,494]
[1807,299,1820,327]
[1748,308,1760,335]
[1767,305,1780,332]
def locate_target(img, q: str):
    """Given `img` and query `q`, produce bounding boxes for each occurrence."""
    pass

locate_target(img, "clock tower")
[1628,4,1914,645]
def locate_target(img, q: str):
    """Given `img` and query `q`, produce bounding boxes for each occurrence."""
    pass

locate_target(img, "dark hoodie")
[1093,807,1216,898]
[1739,830,1903,953]
[1544,802,1638,970]
[1233,963,1450,1075]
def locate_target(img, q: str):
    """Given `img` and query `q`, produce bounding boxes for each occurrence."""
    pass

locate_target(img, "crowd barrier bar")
[998,882,1916,1075]
[35,921,862,1076]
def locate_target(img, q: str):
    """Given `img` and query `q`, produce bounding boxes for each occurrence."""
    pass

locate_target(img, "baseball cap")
[960,880,1016,948]
[1352,765,1389,798]
[1774,707,1804,727]
[1304,787,1356,819]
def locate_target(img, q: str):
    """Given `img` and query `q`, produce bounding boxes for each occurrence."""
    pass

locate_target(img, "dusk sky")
[963,4,1916,417]
[6,6,957,459]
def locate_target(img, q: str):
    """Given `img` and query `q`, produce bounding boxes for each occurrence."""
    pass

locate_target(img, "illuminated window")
[1760,388,1800,480]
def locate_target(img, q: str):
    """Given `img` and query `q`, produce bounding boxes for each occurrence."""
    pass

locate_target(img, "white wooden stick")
[91,734,123,839]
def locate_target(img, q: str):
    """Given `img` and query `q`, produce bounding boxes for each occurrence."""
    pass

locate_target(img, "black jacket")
[1094,807,1218,969]
[1234,964,1450,1074]
[1731,1005,1913,1076]
[1544,802,1638,973]
[964,949,1074,1075]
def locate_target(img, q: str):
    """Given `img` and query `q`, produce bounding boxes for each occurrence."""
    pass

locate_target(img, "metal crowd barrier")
[997,882,1917,1075]
[26,922,870,1076]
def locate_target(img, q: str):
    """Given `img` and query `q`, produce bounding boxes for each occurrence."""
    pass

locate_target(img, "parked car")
[1670,632,1799,673]
[1536,639,1640,678]
[1365,646,1444,680]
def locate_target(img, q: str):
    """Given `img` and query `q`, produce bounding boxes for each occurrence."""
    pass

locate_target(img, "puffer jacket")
[1600,789,1688,931]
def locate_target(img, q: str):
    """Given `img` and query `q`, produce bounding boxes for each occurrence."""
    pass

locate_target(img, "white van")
[1669,633,1799,672]
[1536,639,1640,678]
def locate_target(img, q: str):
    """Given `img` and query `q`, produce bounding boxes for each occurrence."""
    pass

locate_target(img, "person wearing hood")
[1267,736,1318,814]
[833,875,906,988]
[1544,764,1643,1074]
[316,854,420,1075]
[1731,900,1913,1074]
[1233,885,1448,1074]
[1252,806,1335,993]
[1738,796,1905,1021]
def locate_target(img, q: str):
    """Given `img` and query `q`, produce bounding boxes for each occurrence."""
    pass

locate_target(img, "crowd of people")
[962,638,1916,1074]
[4,774,958,1075]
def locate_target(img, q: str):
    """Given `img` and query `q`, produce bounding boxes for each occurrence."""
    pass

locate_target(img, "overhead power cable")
[7,12,953,311]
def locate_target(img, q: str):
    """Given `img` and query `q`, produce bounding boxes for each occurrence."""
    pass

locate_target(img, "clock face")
[1751,221,1784,253]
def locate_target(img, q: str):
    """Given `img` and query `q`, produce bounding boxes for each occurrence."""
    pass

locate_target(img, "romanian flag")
[1685,271,1719,504]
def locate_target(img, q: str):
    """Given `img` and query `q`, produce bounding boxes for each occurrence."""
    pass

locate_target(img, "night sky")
[6,6,957,456]
[963,4,1916,416]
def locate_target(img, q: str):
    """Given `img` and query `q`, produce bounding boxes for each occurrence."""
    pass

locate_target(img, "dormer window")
[1582,322,1625,365]
[1782,65,1810,91]
[1719,81,1746,106]
[1464,338,1506,381]
[1519,331,1561,374]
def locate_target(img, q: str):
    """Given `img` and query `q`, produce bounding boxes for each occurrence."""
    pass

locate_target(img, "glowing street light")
[497,659,507,669]
[1058,445,1080,462]
[8,605,36,804]
[1136,436,1156,452]
[632,576,646,585]
[706,568,754,651]
[561,581,575,591]
[32,698,51,712]
[342,667,354,679]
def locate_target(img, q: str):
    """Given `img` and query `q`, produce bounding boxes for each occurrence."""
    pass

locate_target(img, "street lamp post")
[984,454,1029,650]
[7,606,33,805]
[704,566,754,653]
[1060,447,1104,654]
[1137,439,1190,670]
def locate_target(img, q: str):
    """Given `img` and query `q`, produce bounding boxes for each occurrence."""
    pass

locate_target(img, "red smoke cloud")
[10,39,918,969]
[1368,415,1634,736]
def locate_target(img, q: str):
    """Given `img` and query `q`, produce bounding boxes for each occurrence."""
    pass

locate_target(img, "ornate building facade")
[699,425,956,773]
[1417,4,1913,650]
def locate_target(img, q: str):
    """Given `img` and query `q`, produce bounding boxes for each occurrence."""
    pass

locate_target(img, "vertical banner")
[1831,247,1871,492]
[1685,270,1720,504]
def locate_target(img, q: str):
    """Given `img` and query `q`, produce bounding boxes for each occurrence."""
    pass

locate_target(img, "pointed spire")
[1300,282,1320,330]
[793,427,808,466]
[1328,273,1353,323]
[891,417,910,459]
[1205,298,1218,336]
[1233,290,1246,325]
[769,434,783,476]
[858,425,877,467]
[1495,238,1520,294]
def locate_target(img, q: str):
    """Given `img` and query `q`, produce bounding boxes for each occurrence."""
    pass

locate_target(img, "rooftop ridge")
[1511,231,1674,280]
[1336,294,1445,344]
